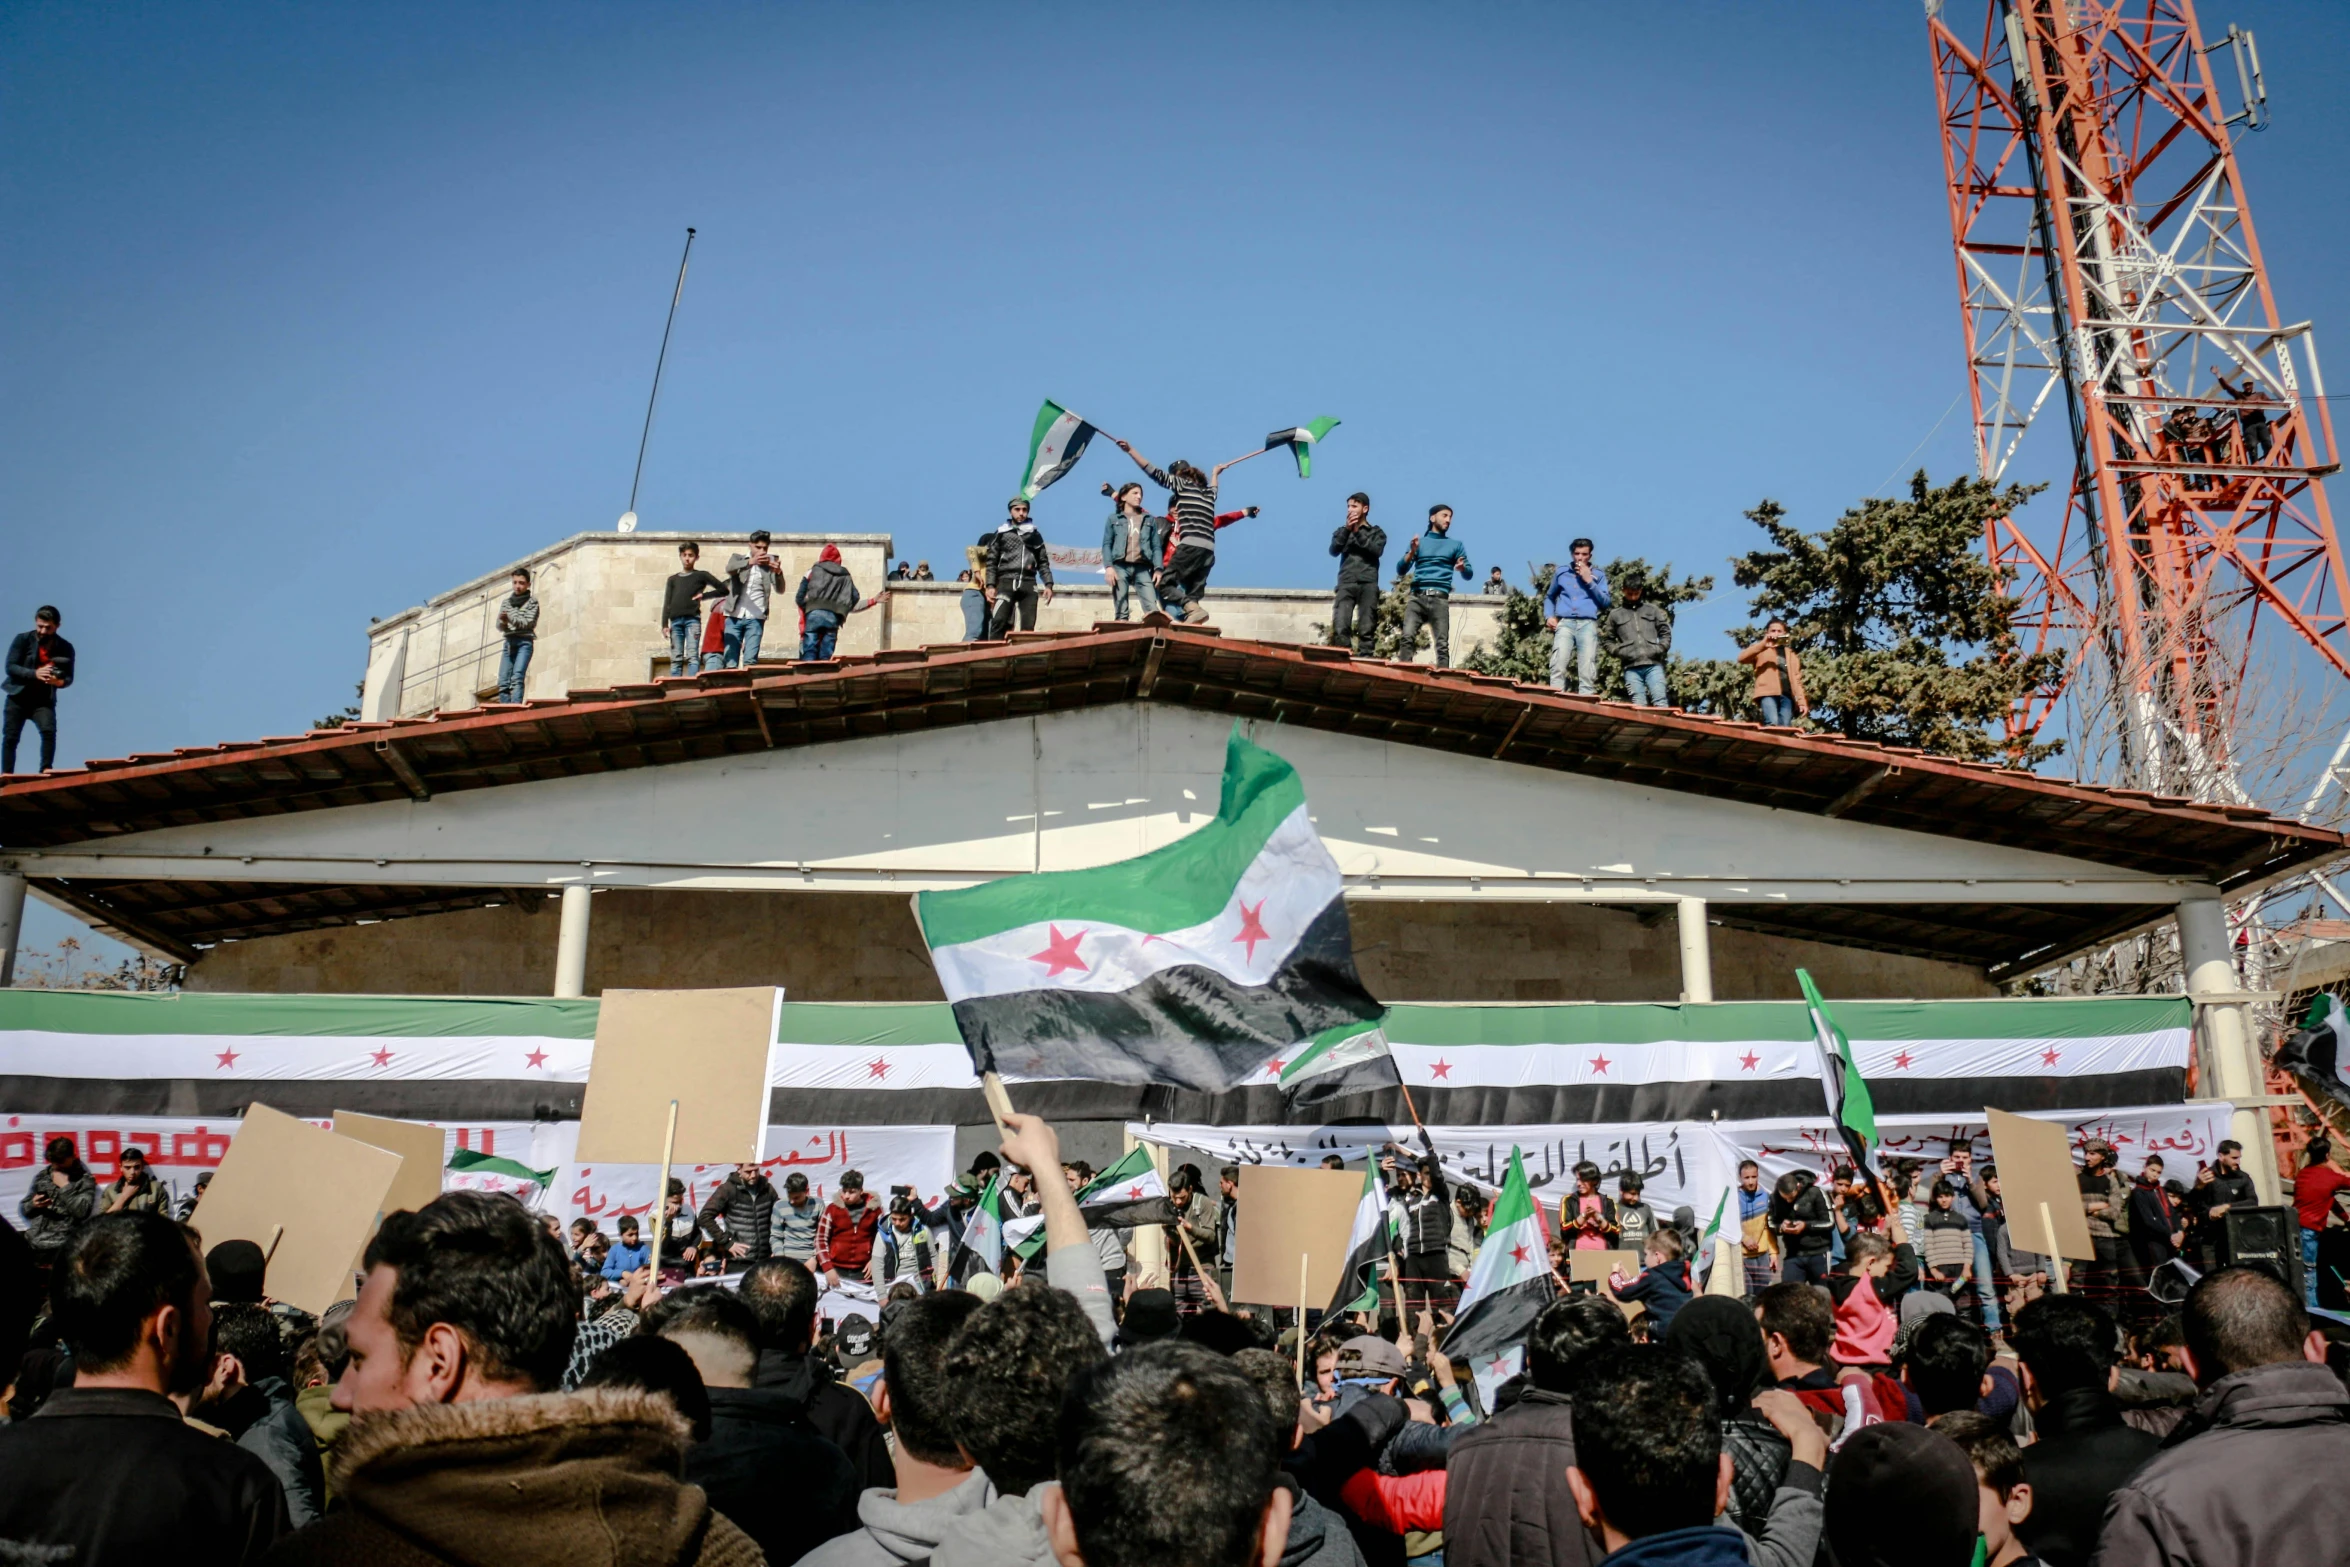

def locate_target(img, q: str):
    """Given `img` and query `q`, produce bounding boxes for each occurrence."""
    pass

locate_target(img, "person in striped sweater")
[1115,437,1258,624]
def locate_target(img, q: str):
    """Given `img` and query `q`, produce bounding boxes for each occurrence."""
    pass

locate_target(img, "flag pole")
[981,1071,1018,1137]
[1175,1224,1229,1313]
[1296,1252,1310,1387]
[646,1098,679,1293]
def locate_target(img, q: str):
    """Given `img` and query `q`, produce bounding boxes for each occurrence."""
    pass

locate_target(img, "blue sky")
[6,1,2347,957]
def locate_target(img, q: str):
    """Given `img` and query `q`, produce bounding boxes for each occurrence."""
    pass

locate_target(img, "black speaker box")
[2222,1205,2303,1299]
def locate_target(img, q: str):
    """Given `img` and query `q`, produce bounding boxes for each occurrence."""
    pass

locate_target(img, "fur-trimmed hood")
[272,1388,759,1567]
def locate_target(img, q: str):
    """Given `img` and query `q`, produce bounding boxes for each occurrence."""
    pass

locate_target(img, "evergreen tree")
[1698,471,2064,764]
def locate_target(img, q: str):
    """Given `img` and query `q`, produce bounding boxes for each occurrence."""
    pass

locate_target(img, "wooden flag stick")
[1296,1251,1311,1387]
[2040,1201,2069,1295]
[981,1071,1018,1137]
[646,1098,680,1292]
[1175,1222,1229,1313]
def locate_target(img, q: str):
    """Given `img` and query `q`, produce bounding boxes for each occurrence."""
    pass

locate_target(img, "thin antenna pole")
[626,227,697,519]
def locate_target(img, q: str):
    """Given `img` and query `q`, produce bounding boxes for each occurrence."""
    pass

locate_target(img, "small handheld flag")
[1798,968,1878,1182]
[953,1173,1007,1277]
[445,1148,560,1190]
[1326,1165,1387,1316]
[1264,418,1340,478]
[1279,1017,1401,1107]
[1020,400,1100,499]
[1005,1145,1169,1260]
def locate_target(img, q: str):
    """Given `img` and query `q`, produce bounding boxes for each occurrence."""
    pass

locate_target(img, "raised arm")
[1114,438,1164,483]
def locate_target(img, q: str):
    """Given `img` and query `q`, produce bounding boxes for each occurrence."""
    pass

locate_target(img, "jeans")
[1402,592,1453,666]
[1759,694,1795,726]
[987,588,1039,639]
[1108,561,1159,620]
[1549,619,1599,693]
[2,697,57,773]
[1782,1251,1831,1286]
[1623,662,1668,706]
[800,621,840,661]
[722,617,765,669]
[2305,1227,2322,1310]
[496,638,532,703]
[1330,580,1379,654]
[667,616,703,677]
[961,589,988,640]
[1971,1232,2001,1328]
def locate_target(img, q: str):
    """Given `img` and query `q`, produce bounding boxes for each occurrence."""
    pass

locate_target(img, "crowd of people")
[4,1108,2348,1567]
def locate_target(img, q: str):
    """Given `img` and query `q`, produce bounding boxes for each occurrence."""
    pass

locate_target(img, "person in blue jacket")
[1398,505,1473,667]
[1543,539,1611,695]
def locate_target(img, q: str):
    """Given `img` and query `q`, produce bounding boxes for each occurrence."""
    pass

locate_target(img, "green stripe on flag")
[914,729,1307,948]
[446,1148,558,1187]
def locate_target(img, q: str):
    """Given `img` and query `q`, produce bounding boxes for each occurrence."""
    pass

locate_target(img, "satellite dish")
[616,510,639,533]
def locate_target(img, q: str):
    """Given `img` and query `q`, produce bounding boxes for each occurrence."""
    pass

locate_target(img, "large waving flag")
[2277,991,2350,1120]
[1326,1164,1388,1316]
[913,729,1386,1090]
[1265,418,1340,478]
[1799,968,1878,1180]
[1005,1145,1169,1260]
[1442,1148,1558,1396]
[1019,400,1100,499]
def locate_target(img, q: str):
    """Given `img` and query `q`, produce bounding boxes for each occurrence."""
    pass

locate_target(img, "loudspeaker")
[2222,1205,2303,1298]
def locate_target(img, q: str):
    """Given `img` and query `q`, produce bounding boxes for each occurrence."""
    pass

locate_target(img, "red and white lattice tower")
[1926,0,2345,800]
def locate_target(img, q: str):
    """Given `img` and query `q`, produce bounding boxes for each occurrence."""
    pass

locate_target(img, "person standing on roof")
[3,605,73,774]
[1099,482,1164,622]
[795,544,884,661]
[1327,492,1386,656]
[1737,618,1807,726]
[1543,540,1610,694]
[1399,505,1473,667]
[981,499,1054,638]
[1604,573,1674,707]
[720,531,784,669]
[492,569,539,704]
[1115,436,1261,626]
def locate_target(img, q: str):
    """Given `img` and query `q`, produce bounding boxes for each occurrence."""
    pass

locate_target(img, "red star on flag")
[1738,1051,1760,1071]
[867,1057,891,1079]
[1589,1054,1611,1075]
[524,1048,548,1069]
[1231,899,1272,962]
[1891,1050,1915,1071]
[1128,1184,1147,1199]
[2041,1047,2062,1066]
[1029,925,1089,978]
[214,1048,239,1070]
[1429,1058,1453,1080]
[368,1048,395,1068]
[1510,1242,1531,1264]
[1265,1059,1286,1077]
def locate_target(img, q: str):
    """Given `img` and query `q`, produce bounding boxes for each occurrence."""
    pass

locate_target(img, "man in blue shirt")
[1399,505,1473,668]
[1543,539,1611,695]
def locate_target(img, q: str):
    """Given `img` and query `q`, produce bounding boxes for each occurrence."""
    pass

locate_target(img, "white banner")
[1131,1120,1736,1231]
[1720,1104,2240,1189]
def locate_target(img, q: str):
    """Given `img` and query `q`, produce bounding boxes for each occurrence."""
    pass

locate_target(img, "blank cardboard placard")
[189,1104,403,1316]
[1231,1166,1372,1308]
[1985,1108,2095,1261]
[332,1110,447,1219]
[1568,1247,1647,1318]
[574,987,783,1164]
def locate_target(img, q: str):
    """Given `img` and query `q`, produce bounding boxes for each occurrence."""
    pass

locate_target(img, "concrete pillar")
[0,871,25,988]
[1677,897,1714,1004]
[2178,895,2281,1204]
[553,884,593,999]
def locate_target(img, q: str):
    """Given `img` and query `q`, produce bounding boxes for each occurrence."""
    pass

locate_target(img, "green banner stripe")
[1379,996,2188,1046]
[914,732,1306,948]
[0,990,600,1039]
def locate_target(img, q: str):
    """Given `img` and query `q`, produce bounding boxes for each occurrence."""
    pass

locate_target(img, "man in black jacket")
[982,500,1055,638]
[2008,1292,2159,1567]
[3,605,72,774]
[1327,493,1385,656]
[698,1159,779,1269]
[1442,1294,1629,1567]
[739,1255,897,1489]
[2189,1139,2261,1269]
[0,1211,290,1563]
[1386,1150,1454,1316]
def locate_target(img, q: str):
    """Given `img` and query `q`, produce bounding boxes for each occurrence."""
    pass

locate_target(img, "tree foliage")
[1712,471,2063,764]
[1459,557,1716,697]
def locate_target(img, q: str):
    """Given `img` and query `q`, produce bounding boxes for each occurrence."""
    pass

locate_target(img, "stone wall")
[187,889,1993,1001]
[363,532,1514,718]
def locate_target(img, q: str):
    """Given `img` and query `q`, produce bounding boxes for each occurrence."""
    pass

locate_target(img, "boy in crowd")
[101,1145,171,1215]
[1543,539,1610,694]
[1927,1412,2037,1567]
[771,1170,821,1265]
[1608,1229,1694,1336]
[1615,1172,1657,1254]
[818,1169,882,1286]
[602,1212,649,1280]
[1398,506,1472,667]
[660,541,727,676]
[1563,1349,1747,1567]
[493,568,539,704]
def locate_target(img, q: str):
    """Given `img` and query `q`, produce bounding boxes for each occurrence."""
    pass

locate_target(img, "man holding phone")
[1543,539,1610,693]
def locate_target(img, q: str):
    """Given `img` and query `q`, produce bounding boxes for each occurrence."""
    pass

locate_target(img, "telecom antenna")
[617,226,697,533]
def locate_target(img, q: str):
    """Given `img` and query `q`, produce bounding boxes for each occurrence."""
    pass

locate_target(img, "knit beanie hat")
[1823,1422,1980,1567]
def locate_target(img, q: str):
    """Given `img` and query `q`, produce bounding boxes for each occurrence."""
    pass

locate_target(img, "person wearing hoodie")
[1563,1349,1752,1567]
[2091,1265,2350,1567]
[1543,539,1612,693]
[1231,1348,1368,1567]
[259,1190,761,1567]
[1047,1342,1295,1567]
[2005,1293,2158,1567]
[739,1255,899,1490]
[1614,1172,1658,1255]
[797,543,885,661]
[802,1290,995,1567]
[493,567,540,703]
[1609,1230,1695,1337]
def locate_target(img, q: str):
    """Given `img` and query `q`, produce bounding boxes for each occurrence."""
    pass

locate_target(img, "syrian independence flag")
[914,729,1386,1090]
[1006,1146,1169,1260]
[2278,991,2350,1116]
[1264,418,1340,478]
[1280,1016,1401,1107]
[1019,400,1100,499]
[445,1148,558,1191]
[1702,1189,1742,1298]
[1442,1147,1558,1377]
[1326,1164,1388,1316]
[1799,968,1879,1181]
[953,1173,1007,1277]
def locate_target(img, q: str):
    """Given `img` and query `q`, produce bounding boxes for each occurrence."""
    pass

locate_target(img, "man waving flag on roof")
[912,727,1392,1098]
